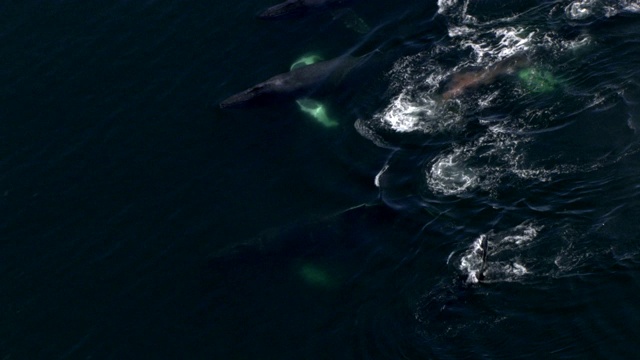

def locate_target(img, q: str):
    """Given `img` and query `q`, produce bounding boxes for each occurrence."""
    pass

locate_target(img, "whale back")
[219,52,375,109]
[442,54,530,99]
[283,55,360,91]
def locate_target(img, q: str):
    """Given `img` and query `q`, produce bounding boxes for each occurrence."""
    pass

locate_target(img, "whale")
[258,0,355,19]
[219,52,374,109]
[441,54,530,100]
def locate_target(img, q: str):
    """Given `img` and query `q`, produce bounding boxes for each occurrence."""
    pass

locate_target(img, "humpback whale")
[219,52,374,109]
[258,0,355,19]
[442,54,530,100]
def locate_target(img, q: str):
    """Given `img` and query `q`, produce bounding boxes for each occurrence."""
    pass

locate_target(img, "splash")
[459,222,542,283]
[377,92,444,133]
[459,234,489,283]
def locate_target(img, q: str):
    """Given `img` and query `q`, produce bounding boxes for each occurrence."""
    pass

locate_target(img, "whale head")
[219,89,257,109]
[219,83,284,109]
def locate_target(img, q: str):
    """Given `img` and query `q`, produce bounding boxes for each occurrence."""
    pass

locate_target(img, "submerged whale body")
[258,0,354,19]
[219,52,373,109]
[442,54,530,100]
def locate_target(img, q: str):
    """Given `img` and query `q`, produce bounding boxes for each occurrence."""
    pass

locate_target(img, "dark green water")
[2,0,640,358]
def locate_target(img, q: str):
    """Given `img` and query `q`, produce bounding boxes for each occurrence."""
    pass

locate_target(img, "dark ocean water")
[2,0,640,358]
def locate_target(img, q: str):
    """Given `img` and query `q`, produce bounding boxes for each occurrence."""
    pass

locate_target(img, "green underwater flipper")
[296,98,338,127]
[518,67,560,93]
[289,55,325,71]
[290,55,339,128]
[298,263,339,289]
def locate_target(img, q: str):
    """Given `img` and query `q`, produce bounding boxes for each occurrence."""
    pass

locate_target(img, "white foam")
[427,147,479,195]
[458,222,541,283]
[460,234,488,283]
[564,0,640,19]
[623,0,640,13]
[477,91,500,108]
[607,0,640,16]
[544,32,592,52]
[504,262,528,276]
[378,92,439,133]
[425,124,532,195]
[501,223,540,245]
[565,0,597,20]
[448,25,474,38]
[495,222,543,249]
[437,0,459,15]
[373,60,468,135]
[494,28,535,59]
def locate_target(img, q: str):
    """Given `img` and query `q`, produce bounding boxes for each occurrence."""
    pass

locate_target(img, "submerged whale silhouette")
[258,0,355,19]
[219,52,374,109]
[442,54,530,100]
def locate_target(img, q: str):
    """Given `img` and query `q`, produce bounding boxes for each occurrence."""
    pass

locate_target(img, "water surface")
[2,0,640,358]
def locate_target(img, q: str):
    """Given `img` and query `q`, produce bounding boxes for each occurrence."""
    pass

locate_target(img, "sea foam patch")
[427,146,480,196]
[459,222,543,283]
[565,0,640,20]
[565,0,598,20]
[425,124,530,196]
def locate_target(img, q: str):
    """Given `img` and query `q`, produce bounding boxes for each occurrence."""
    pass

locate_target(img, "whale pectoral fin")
[296,98,339,128]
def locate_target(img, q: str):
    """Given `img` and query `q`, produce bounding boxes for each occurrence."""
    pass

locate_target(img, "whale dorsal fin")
[478,235,489,281]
